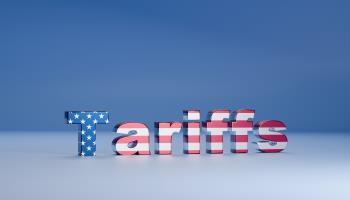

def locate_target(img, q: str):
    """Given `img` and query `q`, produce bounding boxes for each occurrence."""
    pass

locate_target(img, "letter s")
[255,120,287,153]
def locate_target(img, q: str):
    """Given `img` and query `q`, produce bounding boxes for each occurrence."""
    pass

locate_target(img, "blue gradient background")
[1,0,349,131]
[1,2,350,200]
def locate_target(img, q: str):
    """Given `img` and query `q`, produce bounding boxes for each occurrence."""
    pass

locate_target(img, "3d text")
[65,109,287,156]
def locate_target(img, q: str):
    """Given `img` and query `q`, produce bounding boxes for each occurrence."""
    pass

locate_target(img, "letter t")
[65,111,109,156]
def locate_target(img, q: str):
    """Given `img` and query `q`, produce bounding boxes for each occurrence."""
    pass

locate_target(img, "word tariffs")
[65,109,287,156]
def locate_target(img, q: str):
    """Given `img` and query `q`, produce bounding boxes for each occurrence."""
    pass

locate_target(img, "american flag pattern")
[230,109,255,153]
[183,110,200,121]
[254,120,288,153]
[65,111,109,156]
[112,122,150,155]
[203,109,230,154]
[183,110,201,154]
[154,122,182,154]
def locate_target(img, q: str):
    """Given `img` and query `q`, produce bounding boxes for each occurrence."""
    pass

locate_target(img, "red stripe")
[206,150,223,154]
[184,150,200,154]
[235,109,255,113]
[115,122,148,129]
[113,136,149,144]
[202,121,228,128]
[255,120,286,128]
[184,135,200,142]
[183,122,200,128]
[206,135,223,142]
[231,121,253,128]
[209,109,230,113]
[231,149,248,153]
[258,149,284,153]
[231,135,248,142]
[155,122,182,128]
[155,136,172,143]
[115,150,150,155]
[155,150,171,154]
[258,135,287,142]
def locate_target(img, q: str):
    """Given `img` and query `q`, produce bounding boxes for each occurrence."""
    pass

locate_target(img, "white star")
[105,119,109,123]
[99,113,104,119]
[68,119,73,124]
[93,130,96,135]
[87,135,92,140]
[81,141,85,145]
[74,114,79,119]
[93,141,96,145]
[93,152,96,156]
[87,114,92,119]
[87,124,92,129]
[93,119,98,124]
[81,130,85,135]
[87,146,92,151]
[81,119,86,124]
[81,152,85,156]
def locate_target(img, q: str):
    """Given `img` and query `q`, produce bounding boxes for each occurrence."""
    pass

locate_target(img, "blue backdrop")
[1,0,349,131]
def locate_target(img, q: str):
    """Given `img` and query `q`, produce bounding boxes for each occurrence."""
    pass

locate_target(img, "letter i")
[183,110,201,154]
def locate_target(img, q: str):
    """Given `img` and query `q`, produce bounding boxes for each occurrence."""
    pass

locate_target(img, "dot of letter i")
[65,111,109,156]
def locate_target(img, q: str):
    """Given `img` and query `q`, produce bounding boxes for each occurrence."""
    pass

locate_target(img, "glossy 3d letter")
[112,122,150,155]
[230,109,255,153]
[203,110,230,154]
[183,110,201,154]
[254,120,288,153]
[154,122,182,154]
[65,111,109,156]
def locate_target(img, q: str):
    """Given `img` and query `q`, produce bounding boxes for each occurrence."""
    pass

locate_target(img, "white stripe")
[209,113,230,121]
[231,128,252,135]
[184,112,200,121]
[184,143,200,150]
[156,143,171,150]
[157,128,181,136]
[185,128,200,135]
[205,128,229,135]
[256,141,287,150]
[255,128,286,135]
[206,142,223,150]
[114,143,149,151]
[232,142,248,150]
[235,113,254,120]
